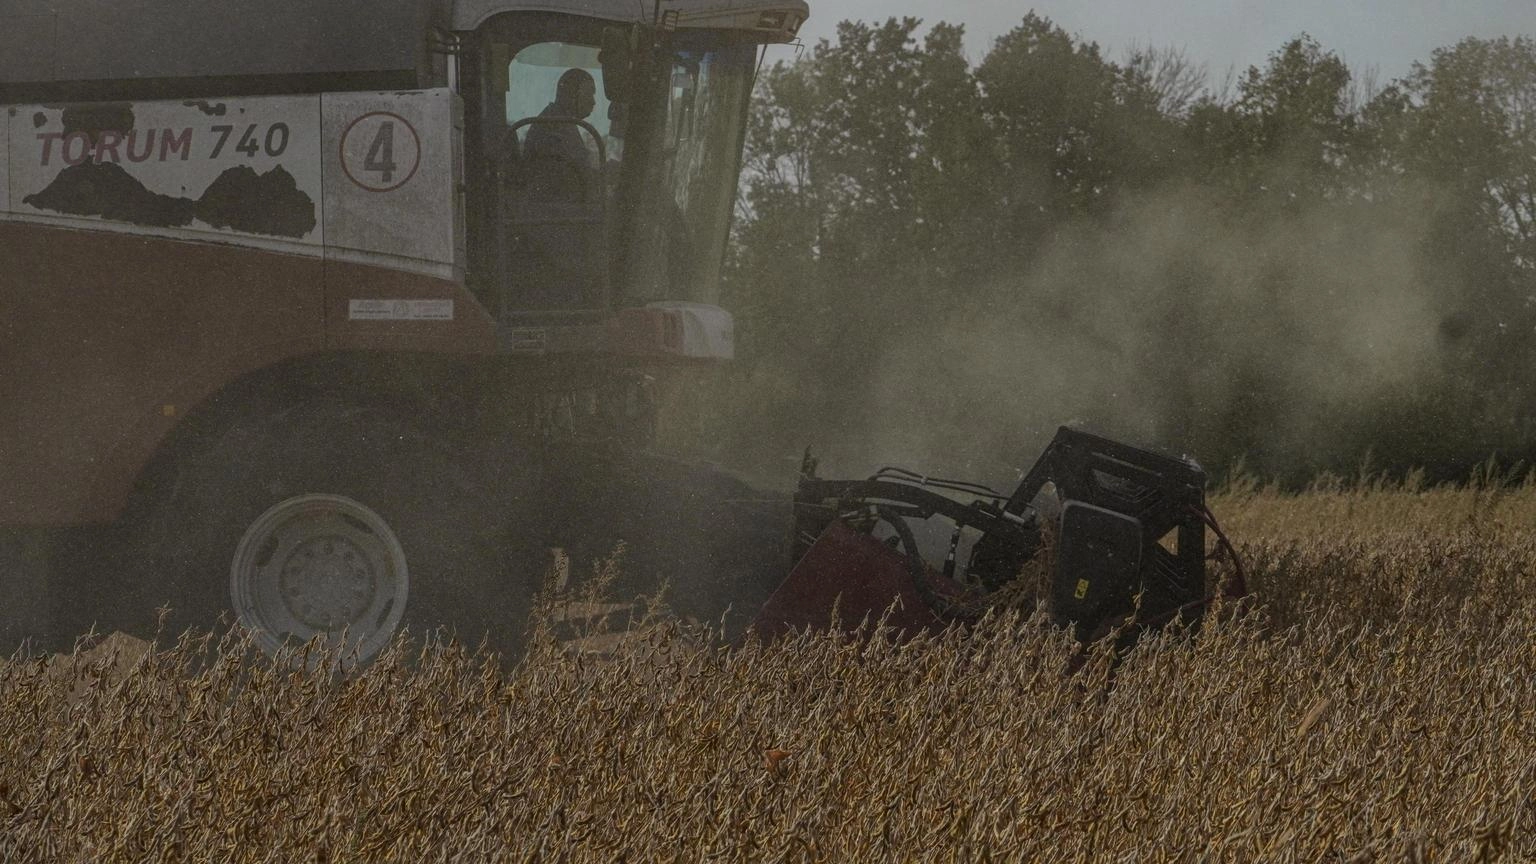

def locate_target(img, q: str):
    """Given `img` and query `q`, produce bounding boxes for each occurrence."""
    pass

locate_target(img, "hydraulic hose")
[876,505,984,622]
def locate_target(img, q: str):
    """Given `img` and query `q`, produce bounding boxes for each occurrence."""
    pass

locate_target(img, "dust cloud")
[814,185,1448,488]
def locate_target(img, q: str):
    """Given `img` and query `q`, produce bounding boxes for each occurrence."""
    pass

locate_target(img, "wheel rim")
[230,494,409,662]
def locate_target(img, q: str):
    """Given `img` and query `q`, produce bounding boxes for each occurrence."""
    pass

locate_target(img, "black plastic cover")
[1008,427,1208,637]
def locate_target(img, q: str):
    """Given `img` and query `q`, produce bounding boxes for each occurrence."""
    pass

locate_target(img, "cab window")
[482,36,616,312]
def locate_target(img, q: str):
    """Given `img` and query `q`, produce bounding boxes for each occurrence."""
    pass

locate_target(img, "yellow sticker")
[1074,579,1090,599]
[161,404,176,417]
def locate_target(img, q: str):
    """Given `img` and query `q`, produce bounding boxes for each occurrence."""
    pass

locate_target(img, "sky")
[795,1,1536,84]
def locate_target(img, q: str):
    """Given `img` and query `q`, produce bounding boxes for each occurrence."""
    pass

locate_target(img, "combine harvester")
[0,0,809,658]
[0,0,1239,660]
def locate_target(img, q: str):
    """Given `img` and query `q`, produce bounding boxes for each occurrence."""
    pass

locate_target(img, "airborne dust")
[860,185,1447,487]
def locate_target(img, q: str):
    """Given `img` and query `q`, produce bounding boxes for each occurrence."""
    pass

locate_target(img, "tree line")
[694,14,1536,486]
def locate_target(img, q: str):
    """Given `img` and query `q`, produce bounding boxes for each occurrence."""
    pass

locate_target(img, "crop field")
[2,476,1535,862]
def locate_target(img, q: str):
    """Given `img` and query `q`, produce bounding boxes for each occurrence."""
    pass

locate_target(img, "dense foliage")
[693,16,1536,486]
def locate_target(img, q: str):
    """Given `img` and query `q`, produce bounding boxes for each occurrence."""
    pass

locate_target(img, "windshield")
[618,44,758,307]
[470,17,758,316]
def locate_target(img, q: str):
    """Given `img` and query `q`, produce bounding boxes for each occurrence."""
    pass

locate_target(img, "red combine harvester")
[0,0,1237,660]
[0,0,809,658]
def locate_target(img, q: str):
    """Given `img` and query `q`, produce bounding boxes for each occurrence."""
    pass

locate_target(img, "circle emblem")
[340,111,422,193]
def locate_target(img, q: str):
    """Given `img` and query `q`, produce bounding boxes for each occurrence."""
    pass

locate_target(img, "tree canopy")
[702,16,1536,485]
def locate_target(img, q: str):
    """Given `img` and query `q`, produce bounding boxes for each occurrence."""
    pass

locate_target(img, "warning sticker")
[507,328,549,354]
[348,299,454,321]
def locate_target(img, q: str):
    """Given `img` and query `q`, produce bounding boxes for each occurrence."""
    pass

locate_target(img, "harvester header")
[755,427,1246,644]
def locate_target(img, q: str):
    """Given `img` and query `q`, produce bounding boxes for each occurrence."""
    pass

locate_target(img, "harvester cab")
[754,427,1246,644]
[472,7,776,323]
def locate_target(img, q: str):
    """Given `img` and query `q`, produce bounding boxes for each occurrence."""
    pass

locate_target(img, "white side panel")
[649,301,736,360]
[5,96,323,247]
[322,89,462,277]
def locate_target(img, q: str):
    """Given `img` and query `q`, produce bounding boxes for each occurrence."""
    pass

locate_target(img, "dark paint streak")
[23,163,195,227]
[181,100,228,116]
[196,165,316,238]
[22,163,316,239]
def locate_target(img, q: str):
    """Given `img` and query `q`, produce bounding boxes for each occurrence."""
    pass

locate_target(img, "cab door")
[466,17,627,319]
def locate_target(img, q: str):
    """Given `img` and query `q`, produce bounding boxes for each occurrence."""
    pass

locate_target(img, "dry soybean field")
[3,477,1535,862]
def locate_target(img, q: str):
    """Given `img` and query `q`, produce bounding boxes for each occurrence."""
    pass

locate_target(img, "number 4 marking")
[235,124,261,157]
[364,122,397,184]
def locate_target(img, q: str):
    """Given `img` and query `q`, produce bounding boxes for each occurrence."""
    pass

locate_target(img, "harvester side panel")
[3,91,466,278]
[0,89,493,526]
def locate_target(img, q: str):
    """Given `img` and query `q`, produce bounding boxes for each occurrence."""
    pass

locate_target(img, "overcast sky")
[796,1,1536,83]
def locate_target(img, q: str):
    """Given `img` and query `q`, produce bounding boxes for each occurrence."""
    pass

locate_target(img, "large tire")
[68,403,546,661]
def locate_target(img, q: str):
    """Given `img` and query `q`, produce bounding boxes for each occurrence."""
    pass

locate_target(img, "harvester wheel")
[227,493,410,662]
[78,403,543,662]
